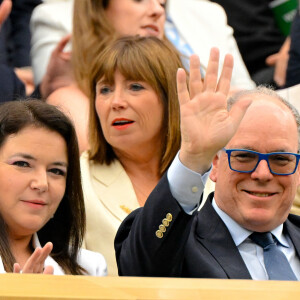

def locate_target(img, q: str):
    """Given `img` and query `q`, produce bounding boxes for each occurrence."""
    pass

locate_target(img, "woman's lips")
[141,24,159,36]
[21,200,46,209]
[112,118,134,130]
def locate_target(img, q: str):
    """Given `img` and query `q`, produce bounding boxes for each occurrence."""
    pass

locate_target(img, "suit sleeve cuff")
[167,152,211,214]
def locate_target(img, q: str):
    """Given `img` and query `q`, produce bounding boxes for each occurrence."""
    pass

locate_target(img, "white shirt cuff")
[167,152,211,214]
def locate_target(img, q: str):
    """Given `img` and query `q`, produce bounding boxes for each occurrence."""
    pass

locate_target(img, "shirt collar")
[212,198,290,248]
[271,225,290,248]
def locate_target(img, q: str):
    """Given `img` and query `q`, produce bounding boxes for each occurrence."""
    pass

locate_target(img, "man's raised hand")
[177,48,251,173]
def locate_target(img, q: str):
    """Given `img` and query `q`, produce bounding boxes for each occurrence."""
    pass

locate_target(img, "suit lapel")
[195,194,252,279]
[285,215,300,258]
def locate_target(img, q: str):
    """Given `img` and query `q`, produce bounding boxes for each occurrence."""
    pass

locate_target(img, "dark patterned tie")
[250,232,297,281]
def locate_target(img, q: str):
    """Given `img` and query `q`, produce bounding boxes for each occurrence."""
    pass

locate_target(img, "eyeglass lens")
[229,151,297,174]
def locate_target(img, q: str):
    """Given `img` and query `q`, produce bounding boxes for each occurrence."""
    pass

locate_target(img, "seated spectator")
[115,49,300,280]
[31,0,166,94]
[0,0,73,102]
[30,0,72,85]
[0,100,107,275]
[31,0,254,90]
[166,0,255,90]
[0,0,42,95]
[0,0,41,68]
[80,36,188,276]
[0,0,25,101]
[210,0,290,88]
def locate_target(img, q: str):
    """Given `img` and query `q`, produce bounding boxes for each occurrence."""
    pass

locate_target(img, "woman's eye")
[13,161,30,168]
[49,168,66,176]
[99,86,112,95]
[134,0,165,8]
[130,83,145,91]
[159,1,166,8]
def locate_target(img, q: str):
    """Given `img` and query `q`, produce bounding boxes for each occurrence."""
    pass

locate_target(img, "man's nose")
[250,159,273,181]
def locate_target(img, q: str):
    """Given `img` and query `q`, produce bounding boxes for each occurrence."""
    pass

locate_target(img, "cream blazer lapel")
[81,152,139,223]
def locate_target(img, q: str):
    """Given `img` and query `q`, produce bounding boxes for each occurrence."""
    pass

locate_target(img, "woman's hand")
[13,242,54,275]
[177,48,251,173]
[40,34,74,99]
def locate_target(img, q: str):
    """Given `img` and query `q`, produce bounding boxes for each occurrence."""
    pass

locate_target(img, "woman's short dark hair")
[0,99,85,274]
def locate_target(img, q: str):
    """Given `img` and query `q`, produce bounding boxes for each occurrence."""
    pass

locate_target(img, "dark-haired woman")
[0,100,107,275]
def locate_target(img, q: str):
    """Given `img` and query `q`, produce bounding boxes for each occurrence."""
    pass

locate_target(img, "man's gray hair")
[227,85,300,151]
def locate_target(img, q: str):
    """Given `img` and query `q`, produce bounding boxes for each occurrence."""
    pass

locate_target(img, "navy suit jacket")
[0,0,42,67]
[0,0,42,102]
[115,174,300,278]
[0,64,25,102]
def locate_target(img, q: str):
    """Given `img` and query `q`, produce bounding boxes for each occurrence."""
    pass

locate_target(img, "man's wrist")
[179,150,213,175]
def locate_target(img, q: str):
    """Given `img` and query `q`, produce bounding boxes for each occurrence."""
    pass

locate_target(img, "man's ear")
[209,154,220,183]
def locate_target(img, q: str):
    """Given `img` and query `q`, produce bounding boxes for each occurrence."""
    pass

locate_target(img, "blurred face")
[96,70,163,155]
[0,126,68,238]
[105,0,166,39]
[210,96,300,232]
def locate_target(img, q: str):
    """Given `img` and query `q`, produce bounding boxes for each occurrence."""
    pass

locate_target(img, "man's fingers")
[177,68,190,106]
[204,48,220,92]
[0,0,12,26]
[229,97,252,129]
[189,54,203,99]
[216,54,233,96]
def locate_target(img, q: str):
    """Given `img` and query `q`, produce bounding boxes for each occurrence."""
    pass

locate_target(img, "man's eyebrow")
[229,146,256,151]
[230,147,294,153]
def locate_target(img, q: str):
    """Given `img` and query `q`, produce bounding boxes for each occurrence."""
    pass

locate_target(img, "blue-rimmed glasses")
[222,148,300,175]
